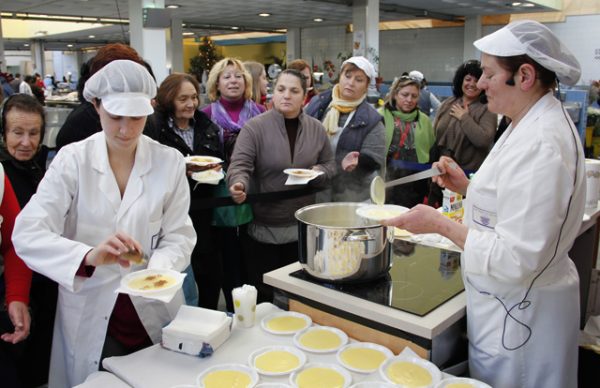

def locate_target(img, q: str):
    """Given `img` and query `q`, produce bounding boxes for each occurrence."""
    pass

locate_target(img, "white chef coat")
[12,132,197,388]
[462,92,584,388]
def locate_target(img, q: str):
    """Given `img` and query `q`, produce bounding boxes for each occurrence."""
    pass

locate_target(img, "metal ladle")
[370,167,443,205]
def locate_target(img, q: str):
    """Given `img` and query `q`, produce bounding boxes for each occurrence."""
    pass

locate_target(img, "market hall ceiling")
[1,0,559,51]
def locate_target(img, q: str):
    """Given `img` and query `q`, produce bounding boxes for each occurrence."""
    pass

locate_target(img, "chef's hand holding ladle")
[431,156,469,196]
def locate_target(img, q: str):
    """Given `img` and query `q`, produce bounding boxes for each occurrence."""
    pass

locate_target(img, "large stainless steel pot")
[295,202,394,283]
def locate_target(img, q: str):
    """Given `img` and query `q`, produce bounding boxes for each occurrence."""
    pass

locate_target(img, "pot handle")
[342,230,374,242]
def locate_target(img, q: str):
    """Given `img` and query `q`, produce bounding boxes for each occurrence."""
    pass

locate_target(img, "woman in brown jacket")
[430,60,497,206]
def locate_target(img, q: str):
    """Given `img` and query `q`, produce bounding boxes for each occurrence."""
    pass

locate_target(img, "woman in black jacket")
[144,73,225,310]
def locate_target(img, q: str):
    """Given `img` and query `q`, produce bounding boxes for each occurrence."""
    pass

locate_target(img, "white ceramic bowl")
[379,355,442,388]
[336,342,394,373]
[356,204,408,222]
[248,345,307,376]
[349,382,397,388]
[184,155,223,166]
[196,363,258,388]
[289,362,352,388]
[261,312,312,335]
[293,326,348,353]
[120,268,183,296]
[434,377,492,388]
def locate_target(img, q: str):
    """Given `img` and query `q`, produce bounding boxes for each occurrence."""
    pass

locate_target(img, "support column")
[463,16,482,61]
[170,18,184,73]
[286,28,301,64]
[31,40,45,76]
[0,15,6,72]
[128,0,169,83]
[352,0,379,75]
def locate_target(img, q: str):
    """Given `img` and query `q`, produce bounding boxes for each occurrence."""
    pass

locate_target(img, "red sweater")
[2,175,32,305]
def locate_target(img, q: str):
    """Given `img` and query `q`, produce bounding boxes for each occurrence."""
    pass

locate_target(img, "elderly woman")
[287,59,317,105]
[13,60,196,387]
[228,69,335,303]
[243,61,269,107]
[305,56,385,202]
[202,58,266,309]
[0,163,32,387]
[144,73,224,310]
[379,76,435,208]
[385,20,584,388]
[0,94,56,387]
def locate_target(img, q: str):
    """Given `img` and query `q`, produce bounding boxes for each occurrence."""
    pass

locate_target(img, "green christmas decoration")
[189,36,222,80]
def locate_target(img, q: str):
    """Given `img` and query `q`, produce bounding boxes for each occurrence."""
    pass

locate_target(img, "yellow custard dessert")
[299,329,342,351]
[266,316,308,332]
[339,347,387,370]
[296,367,345,388]
[255,350,300,373]
[127,273,176,291]
[202,370,251,388]
[446,384,474,388]
[386,361,432,387]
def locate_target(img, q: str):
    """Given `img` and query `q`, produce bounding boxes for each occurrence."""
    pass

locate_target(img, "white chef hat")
[408,70,424,83]
[83,59,157,116]
[341,56,377,81]
[473,20,581,86]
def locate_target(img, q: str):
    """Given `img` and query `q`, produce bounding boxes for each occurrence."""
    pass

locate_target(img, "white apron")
[461,93,584,388]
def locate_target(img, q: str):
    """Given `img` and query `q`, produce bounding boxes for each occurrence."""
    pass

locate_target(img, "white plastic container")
[161,305,232,357]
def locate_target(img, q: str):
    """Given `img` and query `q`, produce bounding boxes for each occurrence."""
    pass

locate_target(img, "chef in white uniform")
[12,60,196,387]
[385,20,584,388]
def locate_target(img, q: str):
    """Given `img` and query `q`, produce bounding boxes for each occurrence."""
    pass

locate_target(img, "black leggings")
[241,234,298,304]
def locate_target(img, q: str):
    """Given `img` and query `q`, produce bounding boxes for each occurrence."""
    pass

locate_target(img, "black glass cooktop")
[291,241,464,317]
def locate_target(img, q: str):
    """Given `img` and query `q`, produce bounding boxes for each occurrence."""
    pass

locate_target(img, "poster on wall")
[353,30,365,57]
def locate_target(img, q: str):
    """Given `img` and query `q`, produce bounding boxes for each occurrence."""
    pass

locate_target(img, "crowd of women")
[0,19,585,388]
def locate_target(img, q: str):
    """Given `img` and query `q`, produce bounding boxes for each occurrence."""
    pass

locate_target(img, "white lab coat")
[12,132,196,387]
[462,92,584,388]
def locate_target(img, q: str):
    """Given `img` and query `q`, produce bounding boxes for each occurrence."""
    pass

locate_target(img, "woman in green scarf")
[379,76,436,207]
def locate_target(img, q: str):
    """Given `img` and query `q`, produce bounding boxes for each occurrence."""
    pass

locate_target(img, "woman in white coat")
[12,60,196,387]
[385,20,584,388]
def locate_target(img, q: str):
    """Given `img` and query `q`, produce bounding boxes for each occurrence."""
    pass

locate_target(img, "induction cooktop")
[290,241,464,317]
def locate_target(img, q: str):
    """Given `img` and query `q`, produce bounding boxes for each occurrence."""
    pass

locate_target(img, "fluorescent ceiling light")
[314,18,324,22]
[166,4,180,9]
[183,32,194,36]
[231,26,239,30]
[88,35,95,38]
[258,13,271,17]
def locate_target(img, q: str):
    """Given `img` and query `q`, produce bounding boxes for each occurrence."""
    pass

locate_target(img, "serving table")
[84,303,415,388]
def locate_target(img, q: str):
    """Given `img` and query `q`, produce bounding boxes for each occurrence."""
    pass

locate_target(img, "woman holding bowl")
[227,69,335,303]
[144,73,223,310]
[13,60,196,387]
[385,20,584,388]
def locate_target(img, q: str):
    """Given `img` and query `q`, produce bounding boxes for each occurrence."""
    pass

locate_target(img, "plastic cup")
[232,284,257,328]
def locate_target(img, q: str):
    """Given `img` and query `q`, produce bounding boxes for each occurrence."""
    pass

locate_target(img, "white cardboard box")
[161,305,232,357]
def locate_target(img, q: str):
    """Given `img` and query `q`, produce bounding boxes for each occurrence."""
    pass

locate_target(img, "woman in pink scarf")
[201,58,265,312]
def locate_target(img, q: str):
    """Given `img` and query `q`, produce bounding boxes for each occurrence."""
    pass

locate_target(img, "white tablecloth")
[75,371,132,388]
[101,303,403,387]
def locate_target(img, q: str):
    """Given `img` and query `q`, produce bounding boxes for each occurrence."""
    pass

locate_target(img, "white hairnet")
[341,56,377,81]
[408,70,424,83]
[473,20,581,86]
[83,59,157,116]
